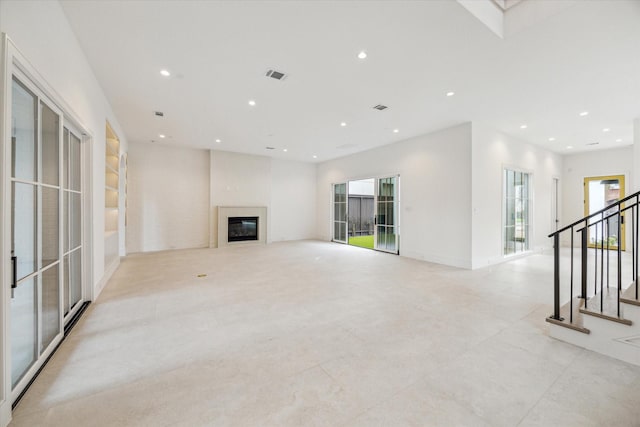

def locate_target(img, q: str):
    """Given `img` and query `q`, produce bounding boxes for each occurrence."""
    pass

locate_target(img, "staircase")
[546,191,640,366]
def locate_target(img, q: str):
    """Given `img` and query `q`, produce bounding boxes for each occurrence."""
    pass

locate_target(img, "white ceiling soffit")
[59,0,640,162]
[458,0,578,39]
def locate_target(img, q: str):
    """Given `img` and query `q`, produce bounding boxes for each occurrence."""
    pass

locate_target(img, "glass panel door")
[332,183,347,243]
[584,175,625,250]
[374,176,399,254]
[10,75,63,393]
[10,78,38,388]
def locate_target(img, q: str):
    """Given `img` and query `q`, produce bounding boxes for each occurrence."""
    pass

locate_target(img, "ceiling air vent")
[586,142,600,146]
[265,69,287,81]
[266,146,275,150]
[373,104,388,111]
[154,111,164,117]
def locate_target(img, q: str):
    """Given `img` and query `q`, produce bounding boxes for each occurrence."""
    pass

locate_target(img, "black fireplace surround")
[228,216,259,242]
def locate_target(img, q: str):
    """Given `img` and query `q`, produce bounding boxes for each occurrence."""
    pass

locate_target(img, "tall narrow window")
[504,169,531,255]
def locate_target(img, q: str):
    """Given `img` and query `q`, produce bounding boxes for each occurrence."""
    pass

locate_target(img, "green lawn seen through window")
[348,235,374,249]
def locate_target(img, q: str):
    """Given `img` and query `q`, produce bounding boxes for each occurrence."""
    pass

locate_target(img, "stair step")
[580,287,632,325]
[546,296,590,334]
[620,283,640,307]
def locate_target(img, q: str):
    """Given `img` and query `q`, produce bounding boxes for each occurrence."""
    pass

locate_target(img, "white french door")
[9,73,64,397]
[7,70,86,404]
[374,176,399,254]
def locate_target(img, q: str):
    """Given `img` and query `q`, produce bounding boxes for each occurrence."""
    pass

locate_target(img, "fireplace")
[228,216,259,242]
[216,206,267,248]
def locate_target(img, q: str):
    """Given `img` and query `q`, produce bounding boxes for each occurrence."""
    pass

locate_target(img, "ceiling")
[59,0,640,162]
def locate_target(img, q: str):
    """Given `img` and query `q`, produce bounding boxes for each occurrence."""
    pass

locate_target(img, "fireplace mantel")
[216,206,267,248]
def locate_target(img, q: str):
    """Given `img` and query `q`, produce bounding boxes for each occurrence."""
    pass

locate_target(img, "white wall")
[127,143,210,253]
[270,159,317,242]
[317,123,473,268]
[471,123,563,268]
[210,151,316,247]
[562,146,633,246]
[0,2,128,293]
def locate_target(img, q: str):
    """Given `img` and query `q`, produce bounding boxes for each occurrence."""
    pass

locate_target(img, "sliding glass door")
[374,176,399,254]
[10,75,63,393]
[8,71,86,401]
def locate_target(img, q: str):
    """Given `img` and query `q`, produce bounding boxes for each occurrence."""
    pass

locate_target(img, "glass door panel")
[41,186,59,268]
[41,102,60,186]
[41,265,61,351]
[374,176,398,253]
[12,182,37,280]
[11,78,37,181]
[584,175,625,250]
[10,277,37,388]
[9,74,63,396]
[333,183,347,243]
[62,126,84,320]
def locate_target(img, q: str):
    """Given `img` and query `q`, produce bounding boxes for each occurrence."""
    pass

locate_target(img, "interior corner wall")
[209,151,316,247]
[316,123,473,269]
[561,146,633,247]
[127,143,210,253]
[471,123,562,269]
[0,1,128,296]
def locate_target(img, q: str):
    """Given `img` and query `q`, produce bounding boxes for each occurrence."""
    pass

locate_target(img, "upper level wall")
[471,123,563,268]
[316,123,473,269]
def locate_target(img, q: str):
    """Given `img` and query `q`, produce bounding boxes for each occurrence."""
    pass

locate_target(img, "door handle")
[11,254,17,298]
[11,255,17,289]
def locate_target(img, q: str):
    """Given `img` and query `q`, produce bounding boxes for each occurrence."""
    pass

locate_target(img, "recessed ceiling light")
[313,155,317,159]
[579,111,589,116]
[340,122,347,127]
[567,146,573,149]
[616,138,622,142]
[520,124,528,129]
[393,129,399,133]
[357,51,367,59]
[248,100,256,106]
[215,139,221,143]
[548,137,556,142]
[159,134,166,138]
[283,148,288,152]
[602,128,610,132]
[160,69,171,77]
[446,91,455,97]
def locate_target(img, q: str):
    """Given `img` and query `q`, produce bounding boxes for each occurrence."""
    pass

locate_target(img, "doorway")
[332,175,399,254]
[584,175,625,250]
[7,71,88,405]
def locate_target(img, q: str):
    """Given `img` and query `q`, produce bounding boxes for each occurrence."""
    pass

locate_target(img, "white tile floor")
[9,241,640,426]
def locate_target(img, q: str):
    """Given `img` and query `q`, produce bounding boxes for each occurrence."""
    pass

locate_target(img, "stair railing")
[549,190,640,324]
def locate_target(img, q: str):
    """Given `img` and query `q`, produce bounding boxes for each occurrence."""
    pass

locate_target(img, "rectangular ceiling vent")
[587,142,600,146]
[265,69,287,81]
[154,111,164,117]
[373,104,388,111]
[265,146,275,150]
